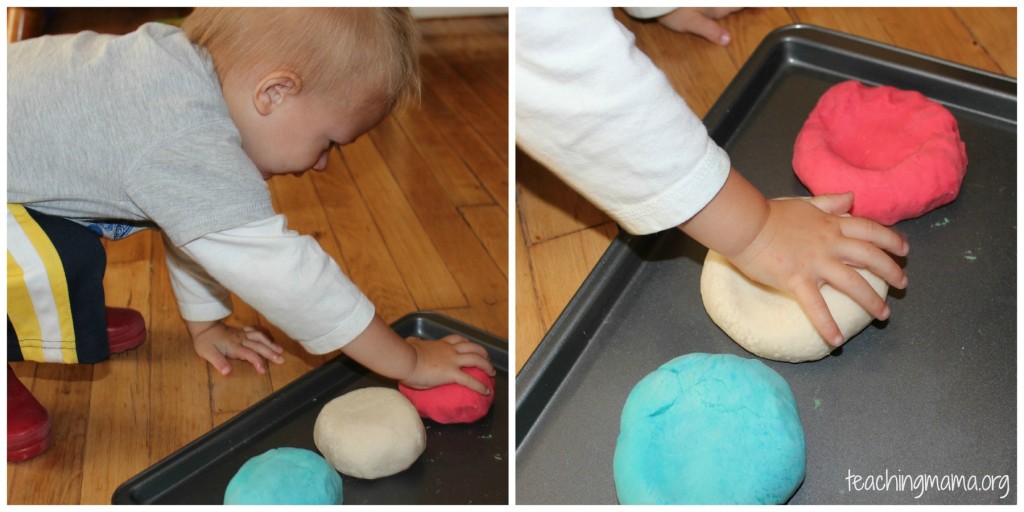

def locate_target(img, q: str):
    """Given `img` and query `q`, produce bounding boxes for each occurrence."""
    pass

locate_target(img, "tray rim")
[515,22,1017,448]
[112,311,508,504]
[707,24,1016,135]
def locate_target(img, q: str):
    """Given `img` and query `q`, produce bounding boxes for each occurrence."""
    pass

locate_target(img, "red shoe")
[106,307,146,354]
[8,365,52,462]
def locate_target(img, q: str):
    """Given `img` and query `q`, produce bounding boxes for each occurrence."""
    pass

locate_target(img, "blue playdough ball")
[613,353,805,504]
[224,447,344,505]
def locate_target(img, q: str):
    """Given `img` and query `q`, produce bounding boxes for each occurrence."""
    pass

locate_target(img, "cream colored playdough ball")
[313,387,426,479]
[700,249,888,363]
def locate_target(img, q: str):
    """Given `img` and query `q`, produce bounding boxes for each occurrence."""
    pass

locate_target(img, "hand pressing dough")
[313,387,426,480]
[793,80,967,225]
[398,367,495,424]
[223,447,343,505]
[613,353,805,504]
[700,249,888,363]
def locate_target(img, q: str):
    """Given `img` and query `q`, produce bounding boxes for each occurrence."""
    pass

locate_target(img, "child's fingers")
[838,217,909,256]
[242,326,278,348]
[802,192,854,216]
[230,345,269,374]
[441,334,470,345]
[661,9,732,45]
[452,339,490,358]
[242,326,281,351]
[821,262,890,322]
[833,239,908,290]
[790,280,844,347]
[242,328,285,360]
[457,352,496,376]
[242,339,284,365]
[198,345,233,376]
[452,367,491,395]
[440,336,494,375]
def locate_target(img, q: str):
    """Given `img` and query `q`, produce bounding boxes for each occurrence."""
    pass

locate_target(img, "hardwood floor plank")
[418,41,507,163]
[514,212,548,373]
[459,203,509,278]
[616,9,738,118]
[421,17,509,122]
[341,134,467,310]
[874,8,1003,74]
[952,7,1016,77]
[268,174,350,273]
[313,150,419,323]
[410,83,509,212]
[393,101,495,208]
[79,260,153,504]
[529,223,618,329]
[516,148,610,246]
[144,237,214,464]
[370,117,508,337]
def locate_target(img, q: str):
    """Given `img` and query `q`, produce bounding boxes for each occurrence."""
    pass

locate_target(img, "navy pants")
[7,204,110,364]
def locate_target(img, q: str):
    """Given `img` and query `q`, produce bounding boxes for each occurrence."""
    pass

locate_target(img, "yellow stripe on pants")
[7,204,79,364]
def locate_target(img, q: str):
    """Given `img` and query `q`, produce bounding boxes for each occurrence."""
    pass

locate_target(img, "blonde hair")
[182,7,420,110]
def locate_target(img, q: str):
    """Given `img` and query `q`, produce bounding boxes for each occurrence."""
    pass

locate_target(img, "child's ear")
[253,70,303,116]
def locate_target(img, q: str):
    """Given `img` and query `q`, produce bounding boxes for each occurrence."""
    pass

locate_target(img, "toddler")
[7,7,494,462]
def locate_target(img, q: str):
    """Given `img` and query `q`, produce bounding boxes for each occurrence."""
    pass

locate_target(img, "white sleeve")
[515,8,730,235]
[164,233,234,322]
[176,215,376,355]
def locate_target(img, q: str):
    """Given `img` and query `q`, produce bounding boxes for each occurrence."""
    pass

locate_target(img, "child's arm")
[164,234,284,375]
[172,215,494,387]
[681,168,909,347]
[341,314,495,395]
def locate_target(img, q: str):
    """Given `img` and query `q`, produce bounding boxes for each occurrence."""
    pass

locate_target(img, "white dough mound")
[700,250,888,363]
[313,387,426,479]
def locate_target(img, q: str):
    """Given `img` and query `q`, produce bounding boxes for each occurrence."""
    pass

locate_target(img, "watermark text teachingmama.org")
[846,469,1011,500]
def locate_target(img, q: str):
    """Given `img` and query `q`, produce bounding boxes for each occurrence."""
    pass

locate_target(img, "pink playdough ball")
[793,80,967,225]
[398,367,495,424]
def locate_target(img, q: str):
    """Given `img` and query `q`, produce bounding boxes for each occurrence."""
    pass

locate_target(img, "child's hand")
[729,192,909,347]
[400,335,495,395]
[656,8,745,46]
[341,314,495,395]
[186,320,285,376]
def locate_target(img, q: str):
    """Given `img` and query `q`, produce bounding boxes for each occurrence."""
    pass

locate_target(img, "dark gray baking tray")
[516,24,1016,505]
[114,312,508,504]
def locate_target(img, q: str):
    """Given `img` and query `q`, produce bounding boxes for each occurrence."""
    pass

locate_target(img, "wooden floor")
[515,7,1017,373]
[7,10,508,504]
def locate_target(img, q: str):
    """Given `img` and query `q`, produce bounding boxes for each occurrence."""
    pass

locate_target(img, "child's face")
[238,87,391,180]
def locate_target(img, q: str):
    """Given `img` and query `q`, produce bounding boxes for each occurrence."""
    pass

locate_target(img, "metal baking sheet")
[114,312,509,504]
[516,24,1015,505]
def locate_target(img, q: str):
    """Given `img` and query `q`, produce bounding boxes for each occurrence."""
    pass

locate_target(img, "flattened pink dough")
[398,367,495,424]
[793,80,967,225]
